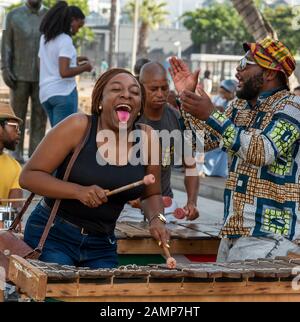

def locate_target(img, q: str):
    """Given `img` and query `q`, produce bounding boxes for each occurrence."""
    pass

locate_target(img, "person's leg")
[71,88,78,114]
[216,238,233,262]
[204,149,228,177]
[24,203,79,266]
[267,236,300,258]
[50,88,78,126]
[82,255,118,269]
[79,234,118,269]
[29,82,47,156]
[225,236,279,261]
[42,99,54,127]
[38,249,75,266]
[9,81,30,161]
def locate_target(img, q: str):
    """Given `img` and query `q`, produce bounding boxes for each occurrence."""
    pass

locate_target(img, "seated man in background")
[0,103,23,211]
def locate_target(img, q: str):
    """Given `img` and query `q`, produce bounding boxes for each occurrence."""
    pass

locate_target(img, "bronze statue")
[1,0,47,162]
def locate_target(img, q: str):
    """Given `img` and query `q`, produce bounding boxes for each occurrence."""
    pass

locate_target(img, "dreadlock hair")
[91,68,146,121]
[40,1,85,43]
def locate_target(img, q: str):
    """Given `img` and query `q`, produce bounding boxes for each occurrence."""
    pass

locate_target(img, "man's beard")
[4,140,17,151]
[236,72,264,101]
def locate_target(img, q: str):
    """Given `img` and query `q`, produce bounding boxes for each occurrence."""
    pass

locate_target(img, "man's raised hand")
[168,56,199,93]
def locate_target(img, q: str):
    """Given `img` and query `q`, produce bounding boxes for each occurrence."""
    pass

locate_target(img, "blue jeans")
[204,148,228,177]
[24,202,118,268]
[42,87,78,127]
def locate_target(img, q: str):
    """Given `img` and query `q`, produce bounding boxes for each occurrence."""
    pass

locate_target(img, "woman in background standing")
[39,1,92,127]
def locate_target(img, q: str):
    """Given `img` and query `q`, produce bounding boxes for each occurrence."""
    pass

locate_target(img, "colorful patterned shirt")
[183,89,300,240]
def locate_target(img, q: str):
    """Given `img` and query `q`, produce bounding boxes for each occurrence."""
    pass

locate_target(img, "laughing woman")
[20,68,169,268]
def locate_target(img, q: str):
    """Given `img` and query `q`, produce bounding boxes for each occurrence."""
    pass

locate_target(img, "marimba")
[115,221,221,255]
[8,255,300,302]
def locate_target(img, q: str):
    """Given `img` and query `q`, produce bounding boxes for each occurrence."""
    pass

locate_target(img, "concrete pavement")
[171,169,225,202]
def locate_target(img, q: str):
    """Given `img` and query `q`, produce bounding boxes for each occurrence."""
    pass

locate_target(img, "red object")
[174,208,186,219]
[162,196,172,208]
[185,254,217,262]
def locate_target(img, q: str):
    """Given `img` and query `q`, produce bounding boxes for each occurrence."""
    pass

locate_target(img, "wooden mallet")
[0,197,42,203]
[159,241,177,269]
[106,174,155,196]
[0,175,155,204]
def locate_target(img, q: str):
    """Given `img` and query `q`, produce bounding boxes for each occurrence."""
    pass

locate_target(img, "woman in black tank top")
[20,68,169,269]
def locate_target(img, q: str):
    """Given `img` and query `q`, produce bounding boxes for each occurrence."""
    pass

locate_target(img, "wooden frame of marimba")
[115,222,220,255]
[8,255,300,302]
[0,221,220,302]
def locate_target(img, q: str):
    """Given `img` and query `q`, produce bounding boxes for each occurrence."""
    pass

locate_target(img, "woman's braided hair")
[91,68,146,119]
[40,1,85,43]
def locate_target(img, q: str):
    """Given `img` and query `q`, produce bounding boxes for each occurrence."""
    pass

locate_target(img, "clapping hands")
[168,57,215,121]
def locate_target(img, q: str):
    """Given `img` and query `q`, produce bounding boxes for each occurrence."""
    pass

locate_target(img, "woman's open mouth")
[115,104,132,123]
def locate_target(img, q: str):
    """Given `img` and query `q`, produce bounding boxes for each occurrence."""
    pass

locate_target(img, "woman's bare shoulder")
[48,113,91,147]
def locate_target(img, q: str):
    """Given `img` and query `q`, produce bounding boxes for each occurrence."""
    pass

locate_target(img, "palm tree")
[231,0,300,86]
[231,0,277,41]
[125,0,169,58]
[108,0,117,68]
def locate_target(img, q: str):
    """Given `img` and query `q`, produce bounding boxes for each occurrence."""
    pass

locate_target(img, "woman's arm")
[59,57,92,78]
[139,124,170,246]
[183,156,199,221]
[19,114,107,208]
[77,56,89,63]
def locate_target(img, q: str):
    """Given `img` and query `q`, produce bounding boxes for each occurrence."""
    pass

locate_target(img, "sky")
[102,0,205,16]
[88,0,300,18]
[2,0,300,12]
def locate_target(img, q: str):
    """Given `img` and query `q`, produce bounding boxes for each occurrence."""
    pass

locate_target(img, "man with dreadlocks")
[1,0,48,163]
[38,1,92,127]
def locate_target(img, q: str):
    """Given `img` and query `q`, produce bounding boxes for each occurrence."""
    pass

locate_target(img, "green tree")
[231,0,277,40]
[125,0,169,57]
[182,3,253,54]
[6,0,93,49]
[264,5,300,54]
[108,0,117,68]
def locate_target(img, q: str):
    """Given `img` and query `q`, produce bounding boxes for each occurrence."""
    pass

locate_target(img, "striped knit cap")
[243,38,296,77]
